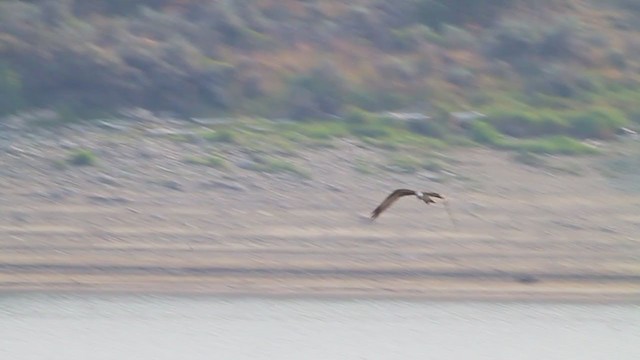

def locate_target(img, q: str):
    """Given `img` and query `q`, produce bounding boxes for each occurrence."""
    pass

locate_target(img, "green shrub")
[567,107,629,139]
[344,110,393,139]
[184,154,227,169]
[284,122,348,140]
[485,17,583,63]
[406,118,447,138]
[390,24,439,49]
[469,119,597,154]
[349,87,411,111]
[349,123,391,139]
[512,150,586,174]
[0,62,24,115]
[414,0,511,30]
[441,24,476,48]
[422,158,446,172]
[609,0,640,12]
[201,129,236,143]
[469,121,503,144]
[386,155,423,173]
[445,66,475,86]
[500,136,598,155]
[607,50,627,69]
[385,154,446,174]
[67,149,97,166]
[484,108,568,137]
[304,124,347,139]
[353,158,376,174]
[249,156,311,179]
[260,136,298,155]
[626,109,640,125]
[286,63,348,120]
[528,64,598,98]
[343,106,378,125]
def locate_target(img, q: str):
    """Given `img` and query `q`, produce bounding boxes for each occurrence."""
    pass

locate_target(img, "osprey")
[370,189,457,227]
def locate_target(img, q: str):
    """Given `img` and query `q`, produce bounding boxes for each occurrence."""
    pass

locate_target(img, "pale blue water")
[0,294,638,360]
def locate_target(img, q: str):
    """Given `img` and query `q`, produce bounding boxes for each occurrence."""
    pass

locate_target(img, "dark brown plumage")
[370,189,444,220]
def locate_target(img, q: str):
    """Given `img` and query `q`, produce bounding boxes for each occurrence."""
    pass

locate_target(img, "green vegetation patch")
[67,149,97,166]
[353,158,377,175]
[280,121,349,140]
[501,136,599,155]
[184,154,228,169]
[248,156,311,179]
[469,121,599,155]
[200,129,237,143]
[0,61,23,115]
[511,151,585,175]
[483,107,569,137]
[384,154,447,174]
[566,107,629,140]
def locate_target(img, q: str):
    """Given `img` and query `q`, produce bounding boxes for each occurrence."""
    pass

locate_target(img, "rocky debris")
[244,125,271,133]
[95,174,120,186]
[10,212,29,223]
[514,274,540,284]
[31,188,77,201]
[450,111,486,128]
[382,112,430,121]
[137,146,161,159]
[118,107,158,123]
[159,180,183,191]
[150,213,168,221]
[551,220,583,230]
[617,127,637,136]
[86,194,132,205]
[59,140,79,149]
[200,180,247,192]
[462,202,487,214]
[235,159,256,170]
[145,128,198,138]
[323,183,343,192]
[6,145,36,157]
[97,120,130,132]
[583,140,602,149]
[188,117,233,126]
[598,226,618,234]
[1,109,59,130]
[419,170,442,182]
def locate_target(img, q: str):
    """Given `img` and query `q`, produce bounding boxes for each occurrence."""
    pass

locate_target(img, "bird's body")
[370,189,443,220]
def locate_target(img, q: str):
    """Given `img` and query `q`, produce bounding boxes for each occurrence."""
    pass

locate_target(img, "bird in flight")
[370,189,457,228]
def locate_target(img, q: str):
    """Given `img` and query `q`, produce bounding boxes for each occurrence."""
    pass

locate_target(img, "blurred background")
[1,0,639,359]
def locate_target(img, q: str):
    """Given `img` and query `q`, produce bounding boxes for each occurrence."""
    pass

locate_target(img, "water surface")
[1,294,638,360]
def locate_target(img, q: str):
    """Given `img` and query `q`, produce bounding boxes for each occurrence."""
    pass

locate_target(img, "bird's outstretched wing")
[442,198,458,230]
[371,189,416,219]
[421,192,457,229]
[422,192,443,199]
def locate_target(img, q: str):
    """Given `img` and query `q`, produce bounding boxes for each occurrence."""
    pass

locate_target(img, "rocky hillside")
[1,0,639,143]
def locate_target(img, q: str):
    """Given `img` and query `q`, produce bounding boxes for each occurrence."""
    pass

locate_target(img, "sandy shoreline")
[2,287,639,304]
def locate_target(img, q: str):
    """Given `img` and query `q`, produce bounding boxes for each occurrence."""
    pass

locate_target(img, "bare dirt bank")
[1,122,639,302]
